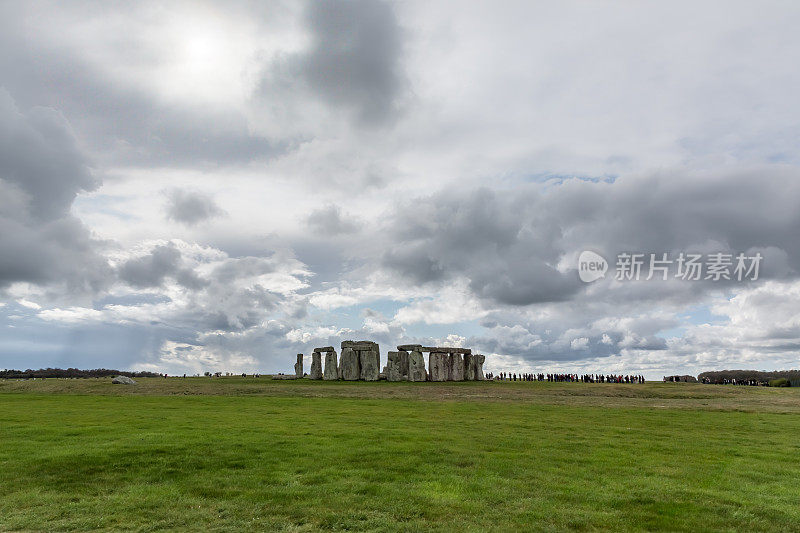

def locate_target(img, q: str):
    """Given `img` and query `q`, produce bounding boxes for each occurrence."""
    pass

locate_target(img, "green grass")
[1,379,799,531]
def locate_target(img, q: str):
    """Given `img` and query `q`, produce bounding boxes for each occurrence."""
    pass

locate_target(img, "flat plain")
[1,378,799,531]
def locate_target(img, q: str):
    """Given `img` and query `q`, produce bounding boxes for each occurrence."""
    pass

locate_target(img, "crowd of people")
[486,372,645,383]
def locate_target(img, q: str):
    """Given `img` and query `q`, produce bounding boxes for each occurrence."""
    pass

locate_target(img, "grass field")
[1,378,799,531]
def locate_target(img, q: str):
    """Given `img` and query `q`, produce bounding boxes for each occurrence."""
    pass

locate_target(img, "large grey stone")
[386,351,403,381]
[464,353,475,380]
[450,352,465,381]
[111,375,136,385]
[360,349,380,381]
[341,340,378,350]
[371,346,380,375]
[309,352,322,379]
[340,347,360,380]
[313,346,335,353]
[323,350,338,380]
[421,347,472,354]
[408,350,427,381]
[398,350,409,379]
[397,344,423,352]
[294,354,303,378]
[442,353,455,380]
[428,352,447,382]
[475,354,485,380]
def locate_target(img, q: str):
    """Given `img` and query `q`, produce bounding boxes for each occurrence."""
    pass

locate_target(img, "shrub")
[769,378,790,387]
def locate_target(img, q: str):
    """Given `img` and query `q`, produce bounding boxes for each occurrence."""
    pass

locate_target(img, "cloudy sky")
[2,1,800,378]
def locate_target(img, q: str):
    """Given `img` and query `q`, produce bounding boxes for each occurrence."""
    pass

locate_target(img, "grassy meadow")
[1,378,799,531]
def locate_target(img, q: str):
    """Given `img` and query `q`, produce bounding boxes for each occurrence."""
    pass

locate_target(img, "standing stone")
[475,354,485,380]
[386,351,403,381]
[294,354,303,378]
[444,353,453,381]
[360,349,380,381]
[370,344,380,376]
[408,350,427,381]
[341,340,380,380]
[450,352,465,381]
[398,350,410,379]
[340,347,360,381]
[464,353,475,380]
[428,352,447,382]
[309,352,322,379]
[323,350,338,380]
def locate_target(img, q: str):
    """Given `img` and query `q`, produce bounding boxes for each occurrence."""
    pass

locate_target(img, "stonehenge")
[291,341,485,382]
[294,354,303,378]
[339,347,360,380]
[416,347,480,382]
[418,346,484,382]
[312,346,339,380]
[342,340,380,381]
[408,349,427,381]
[359,349,379,381]
[309,352,322,380]
[385,351,404,381]
[464,353,475,380]
[450,352,465,381]
[323,350,338,380]
[397,344,423,352]
[428,351,447,381]
[474,354,485,380]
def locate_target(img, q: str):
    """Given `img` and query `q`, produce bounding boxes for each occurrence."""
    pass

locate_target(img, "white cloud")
[392,283,488,325]
[16,299,41,310]
[38,307,103,323]
[571,337,589,350]
[285,326,353,345]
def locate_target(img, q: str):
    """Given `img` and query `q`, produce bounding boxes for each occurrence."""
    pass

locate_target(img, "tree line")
[0,368,161,379]
[697,369,800,385]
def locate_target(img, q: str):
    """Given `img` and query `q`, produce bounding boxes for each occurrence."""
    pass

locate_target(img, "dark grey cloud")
[262,0,405,126]
[305,204,361,236]
[381,187,582,305]
[117,243,207,290]
[302,0,404,125]
[108,244,303,340]
[178,254,298,333]
[369,167,800,368]
[165,189,225,226]
[381,168,800,309]
[0,89,98,219]
[0,89,110,293]
[118,245,181,288]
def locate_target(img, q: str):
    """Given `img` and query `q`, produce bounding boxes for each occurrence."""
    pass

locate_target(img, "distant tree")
[769,378,791,387]
[0,368,160,379]
[698,370,800,384]
[663,375,698,383]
